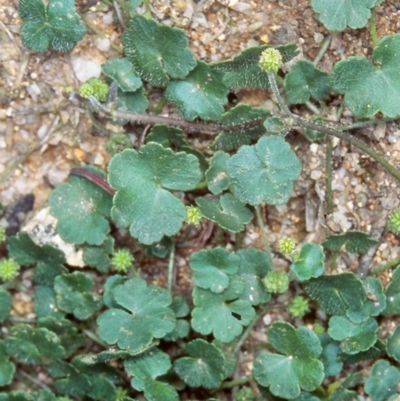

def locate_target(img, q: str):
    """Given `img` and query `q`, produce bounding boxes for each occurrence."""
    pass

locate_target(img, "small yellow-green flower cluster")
[111,249,134,272]
[258,48,283,73]
[263,270,289,294]
[185,206,203,226]
[79,78,109,102]
[279,237,297,255]
[0,258,20,282]
[388,209,400,234]
[288,295,310,318]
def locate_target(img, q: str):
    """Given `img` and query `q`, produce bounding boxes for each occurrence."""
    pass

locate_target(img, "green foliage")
[108,144,201,244]
[195,194,253,232]
[284,60,330,104]
[303,273,366,315]
[191,277,255,342]
[364,360,400,401]
[11,3,400,400]
[5,324,65,364]
[311,0,376,31]
[226,136,302,206]
[253,322,324,399]
[291,243,325,281]
[328,315,378,354]
[49,167,112,245]
[54,272,103,320]
[388,209,400,234]
[330,34,400,117]
[173,339,225,389]
[189,248,239,293]
[166,61,228,121]
[102,58,142,92]
[323,230,377,254]
[18,0,86,52]
[97,278,175,352]
[122,15,196,87]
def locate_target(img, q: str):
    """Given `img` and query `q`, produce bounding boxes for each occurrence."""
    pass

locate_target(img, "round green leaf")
[330,34,400,117]
[191,277,255,343]
[190,247,239,293]
[387,325,400,362]
[311,0,376,31]
[163,296,190,341]
[253,322,324,399]
[365,360,400,401]
[34,285,64,319]
[166,61,229,121]
[49,167,112,245]
[173,339,225,389]
[122,15,197,87]
[54,272,103,320]
[97,278,175,353]
[328,315,378,354]
[19,0,86,52]
[102,58,142,92]
[108,145,201,245]
[291,243,325,281]
[226,136,302,206]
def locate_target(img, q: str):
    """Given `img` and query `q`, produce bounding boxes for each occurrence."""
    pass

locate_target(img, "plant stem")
[17,370,51,391]
[234,312,261,355]
[339,117,394,131]
[292,117,400,182]
[305,101,321,115]
[83,329,109,348]
[254,206,273,267]
[113,0,131,26]
[167,237,176,293]
[267,72,293,117]
[313,35,331,66]
[369,8,380,48]
[370,256,400,275]
[325,138,334,213]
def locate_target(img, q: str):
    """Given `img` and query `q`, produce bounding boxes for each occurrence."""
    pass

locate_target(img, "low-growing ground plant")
[2,0,400,400]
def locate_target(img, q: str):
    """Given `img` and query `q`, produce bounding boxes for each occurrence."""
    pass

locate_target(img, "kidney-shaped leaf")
[166,61,229,121]
[330,34,400,118]
[304,273,366,315]
[102,58,142,92]
[205,151,230,194]
[253,322,324,399]
[365,360,400,401]
[173,339,225,389]
[227,136,302,206]
[328,315,378,354]
[54,272,103,320]
[97,278,175,353]
[0,341,15,386]
[323,230,377,254]
[291,243,325,281]
[122,15,196,87]
[189,247,239,293]
[108,144,201,245]
[49,167,112,245]
[5,324,65,364]
[311,0,376,31]
[19,0,86,52]
[191,277,255,343]
[196,194,253,233]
